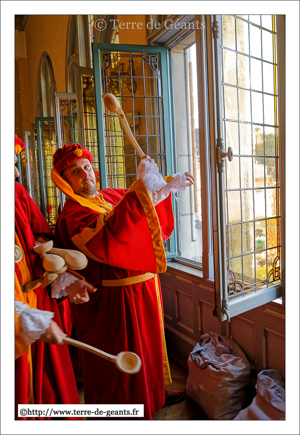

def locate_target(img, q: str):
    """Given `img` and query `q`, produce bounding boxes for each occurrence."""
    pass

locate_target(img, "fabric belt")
[102,272,156,287]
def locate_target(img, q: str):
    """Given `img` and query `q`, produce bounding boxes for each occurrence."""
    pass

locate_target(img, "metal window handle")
[217,140,233,172]
[223,146,233,162]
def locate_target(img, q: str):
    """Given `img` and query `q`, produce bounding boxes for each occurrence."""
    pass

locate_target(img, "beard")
[80,179,97,196]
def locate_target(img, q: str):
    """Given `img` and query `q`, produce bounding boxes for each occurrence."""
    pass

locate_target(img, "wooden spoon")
[39,253,65,272]
[103,93,145,158]
[33,240,53,254]
[48,247,88,270]
[25,271,58,292]
[63,337,142,375]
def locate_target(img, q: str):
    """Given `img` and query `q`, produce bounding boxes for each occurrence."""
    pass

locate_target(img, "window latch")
[216,138,233,172]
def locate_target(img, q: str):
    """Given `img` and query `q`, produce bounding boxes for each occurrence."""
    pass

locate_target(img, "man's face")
[15,154,20,178]
[62,158,97,198]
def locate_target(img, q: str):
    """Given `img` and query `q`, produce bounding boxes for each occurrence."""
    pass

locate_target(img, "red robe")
[55,179,174,419]
[15,182,80,419]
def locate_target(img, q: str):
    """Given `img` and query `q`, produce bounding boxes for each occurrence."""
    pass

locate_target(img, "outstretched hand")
[65,280,97,304]
[184,172,195,187]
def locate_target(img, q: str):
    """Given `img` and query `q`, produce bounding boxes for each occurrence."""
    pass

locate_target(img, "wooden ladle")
[48,247,88,270]
[25,271,59,292]
[39,252,66,272]
[33,240,54,254]
[63,337,142,375]
[103,93,145,158]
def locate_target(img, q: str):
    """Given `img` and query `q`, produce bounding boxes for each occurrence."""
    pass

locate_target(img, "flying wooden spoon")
[63,337,142,375]
[103,93,145,159]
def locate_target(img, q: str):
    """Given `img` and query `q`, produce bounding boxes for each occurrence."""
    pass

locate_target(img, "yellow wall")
[15,58,32,135]
[117,15,147,45]
[25,15,69,122]
[19,14,148,130]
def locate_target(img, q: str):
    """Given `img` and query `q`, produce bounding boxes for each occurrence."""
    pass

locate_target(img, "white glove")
[137,158,167,192]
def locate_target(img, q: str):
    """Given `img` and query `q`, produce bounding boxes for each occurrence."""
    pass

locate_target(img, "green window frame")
[92,43,177,258]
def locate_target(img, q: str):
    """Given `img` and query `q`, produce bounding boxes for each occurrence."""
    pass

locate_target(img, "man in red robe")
[51,144,194,419]
[15,135,96,419]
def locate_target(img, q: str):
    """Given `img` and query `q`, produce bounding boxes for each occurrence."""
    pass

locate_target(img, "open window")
[203,14,285,320]
[146,14,285,319]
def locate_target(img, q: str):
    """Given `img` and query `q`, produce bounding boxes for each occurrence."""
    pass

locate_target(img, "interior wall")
[24,15,69,122]
[117,15,147,44]
[162,265,285,376]
[15,30,31,138]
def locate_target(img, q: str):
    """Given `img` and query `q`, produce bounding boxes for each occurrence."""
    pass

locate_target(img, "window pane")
[38,120,60,230]
[243,222,254,254]
[251,92,263,124]
[222,15,236,50]
[236,18,249,54]
[238,89,251,122]
[238,54,250,88]
[266,188,278,217]
[228,224,242,257]
[265,126,277,156]
[172,43,202,263]
[227,191,241,223]
[224,85,238,120]
[256,250,267,281]
[261,15,273,31]
[249,15,261,26]
[226,155,240,189]
[254,157,265,187]
[254,189,265,219]
[262,30,274,63]
[240,123,252,155]
[263,61,274,94]
[255,220,266,251]
[79,75,99,170]
[267,248,280,282]
[253,125,264,155]
[101,50,166,188]
[264,94,276,126]
[267,218,279,249]
[240,157,253,188]
[251,58,262,91]
[223,49,237,85]
[250,25,261,58]
[225,121,239,154]
[265,157,277,187]
[241,190,254,221]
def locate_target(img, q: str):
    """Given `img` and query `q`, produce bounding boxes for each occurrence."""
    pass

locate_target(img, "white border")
[1,2,299,434]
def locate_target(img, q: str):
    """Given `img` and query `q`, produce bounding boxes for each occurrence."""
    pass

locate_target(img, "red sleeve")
[101,187,175,242]
[57,180,173,273]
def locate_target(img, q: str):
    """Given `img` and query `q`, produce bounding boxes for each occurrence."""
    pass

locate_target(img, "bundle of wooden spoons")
[33,241,88,272]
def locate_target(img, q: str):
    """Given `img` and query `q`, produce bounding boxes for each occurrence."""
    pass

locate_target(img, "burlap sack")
[186,332,251,420]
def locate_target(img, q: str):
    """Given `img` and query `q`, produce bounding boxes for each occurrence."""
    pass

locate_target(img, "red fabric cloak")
[55,179,174,419]
[15,182,80,419]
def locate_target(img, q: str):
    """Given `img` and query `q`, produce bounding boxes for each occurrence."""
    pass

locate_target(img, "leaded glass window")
[93,43,175,255]
[36,118,60,229]
[221,15,281,298]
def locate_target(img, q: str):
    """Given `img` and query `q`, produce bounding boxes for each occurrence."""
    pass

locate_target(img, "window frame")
[149,14,285,319]
[205,14,285,321]
[92,42,177,258]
